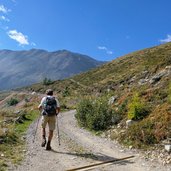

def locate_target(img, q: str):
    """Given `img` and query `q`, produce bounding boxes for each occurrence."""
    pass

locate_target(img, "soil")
[9,110,171,171]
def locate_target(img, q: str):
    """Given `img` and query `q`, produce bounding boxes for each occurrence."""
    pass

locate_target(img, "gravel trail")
[11,110,171,171]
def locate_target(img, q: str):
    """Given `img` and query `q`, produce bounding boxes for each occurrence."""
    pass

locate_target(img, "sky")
[0,0,171,61]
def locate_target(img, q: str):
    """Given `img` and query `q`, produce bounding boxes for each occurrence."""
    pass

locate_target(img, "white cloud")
[98,46,113,55]
[107,51,113,55]
[159,34,171,43]
[7,30,29,45]
[0,5,10,13]
[0,15,10,22]
[98,46,107,50]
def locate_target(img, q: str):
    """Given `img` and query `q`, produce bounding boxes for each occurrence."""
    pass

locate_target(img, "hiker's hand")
[38,105,42,111]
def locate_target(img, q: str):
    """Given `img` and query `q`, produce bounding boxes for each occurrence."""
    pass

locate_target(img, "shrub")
[76,96,114,131]
[7,98,19,106]
[62,86,70,97]
[128,93,149,120]
[42,77,53,85]
[75,97,94,128]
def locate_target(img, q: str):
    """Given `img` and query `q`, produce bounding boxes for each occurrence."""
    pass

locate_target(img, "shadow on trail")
[50,149,134,166]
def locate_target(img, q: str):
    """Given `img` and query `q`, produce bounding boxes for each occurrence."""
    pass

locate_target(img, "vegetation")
[7,98,19,106]
[18,42,171,149]
[128,93,150,120]
[119,103,171,148]
[42,77,54,85]
[76,96,114,131]
[0,92,39,171]
[0,110,38,171]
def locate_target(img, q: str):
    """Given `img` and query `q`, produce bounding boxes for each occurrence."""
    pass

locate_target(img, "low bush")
[128,93,150,120]
[76,97,94,128]
[42,77,54,85]
[76,96,114,131]
[7,98,19,106]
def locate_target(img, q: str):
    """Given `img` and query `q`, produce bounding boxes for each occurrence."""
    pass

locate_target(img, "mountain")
[28,42,171,96]
[0,49,105,90]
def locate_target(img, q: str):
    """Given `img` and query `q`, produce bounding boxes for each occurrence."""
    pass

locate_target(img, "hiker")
[38,89,60,150]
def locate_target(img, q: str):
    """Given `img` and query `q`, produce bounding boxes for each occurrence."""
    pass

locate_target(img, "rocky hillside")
[25,42,171,150]
[0,49,104,90]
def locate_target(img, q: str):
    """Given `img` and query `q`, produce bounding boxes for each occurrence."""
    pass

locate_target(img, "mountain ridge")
[0,49,105,90]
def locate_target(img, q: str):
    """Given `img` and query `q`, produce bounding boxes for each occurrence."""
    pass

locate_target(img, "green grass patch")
[0,110,39,171]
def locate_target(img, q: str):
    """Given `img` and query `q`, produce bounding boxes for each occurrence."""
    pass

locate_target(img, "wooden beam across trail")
[66,155,135,171]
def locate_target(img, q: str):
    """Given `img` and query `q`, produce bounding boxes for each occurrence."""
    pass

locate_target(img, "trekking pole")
[56,114,61,146]
[33,114,41,143]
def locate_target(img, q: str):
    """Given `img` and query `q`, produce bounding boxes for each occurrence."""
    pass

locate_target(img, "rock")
[165,65,171,70]
[31,91,36,95]
[119,84,123,88]
[129,76,136,83]
[1,153,5,157]
[165,144,171,153]
[138,78,149,85]
[108,96,118,105]
[14,110,21,114]
[129,145,133,149]
[149,70,167,84]
[126,120,134,128]
[142,70,149,75]
[3,128,9,134]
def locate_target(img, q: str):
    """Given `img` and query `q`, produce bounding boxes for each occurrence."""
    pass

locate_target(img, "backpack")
[43,97,57,116]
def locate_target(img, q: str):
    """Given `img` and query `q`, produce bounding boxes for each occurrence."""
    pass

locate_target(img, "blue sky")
[0,0,171,61]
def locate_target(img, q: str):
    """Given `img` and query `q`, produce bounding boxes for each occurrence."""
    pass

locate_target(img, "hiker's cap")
[46,89,53,95]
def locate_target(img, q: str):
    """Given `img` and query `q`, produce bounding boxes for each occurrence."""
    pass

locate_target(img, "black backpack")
[44,97,57,116]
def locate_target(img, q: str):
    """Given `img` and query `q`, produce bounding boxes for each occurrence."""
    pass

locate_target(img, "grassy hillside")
[23,42,171,148]
[25,42,171,104]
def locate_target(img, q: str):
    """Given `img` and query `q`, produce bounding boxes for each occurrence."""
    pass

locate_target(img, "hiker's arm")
[38,97,46,111]
[56,98,60,115]
[56,107,60,115]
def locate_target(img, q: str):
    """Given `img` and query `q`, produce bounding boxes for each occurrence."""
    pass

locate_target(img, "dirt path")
[10,110,170,171]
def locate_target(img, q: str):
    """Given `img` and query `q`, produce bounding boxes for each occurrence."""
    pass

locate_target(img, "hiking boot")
[41,138,46,147]
[46,141,52,150]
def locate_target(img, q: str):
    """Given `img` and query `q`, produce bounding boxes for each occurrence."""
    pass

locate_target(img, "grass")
[0,110,39,171]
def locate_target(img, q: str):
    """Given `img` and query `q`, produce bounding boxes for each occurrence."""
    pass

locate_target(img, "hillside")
[27,42,171,101]
[25,42,171,149]
[0,49,104,90]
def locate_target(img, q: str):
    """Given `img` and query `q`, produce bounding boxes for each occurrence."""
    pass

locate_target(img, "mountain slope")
[28,42,171,96]
[25,42,171,150]
[0,49,104,90]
